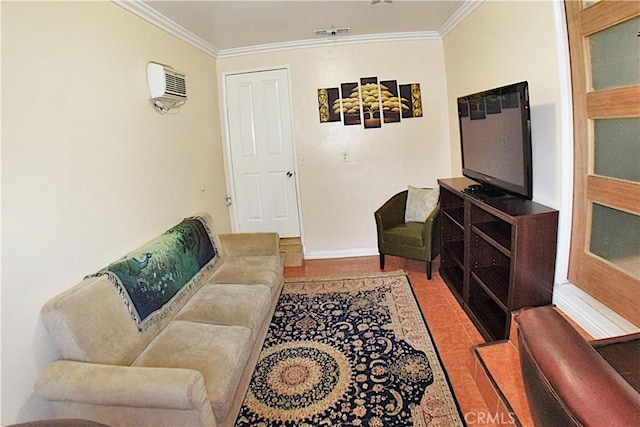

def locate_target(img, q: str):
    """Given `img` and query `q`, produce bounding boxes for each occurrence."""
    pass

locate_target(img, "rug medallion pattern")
[236,272,464,426]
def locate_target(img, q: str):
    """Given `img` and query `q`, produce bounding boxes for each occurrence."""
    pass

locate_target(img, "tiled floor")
[285,255,521,426]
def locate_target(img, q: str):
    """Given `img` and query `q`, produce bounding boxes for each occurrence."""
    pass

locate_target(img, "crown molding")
[217,31,440,59]
[113,0,219,58]
[439,0,485,37]
[114,0,482,59]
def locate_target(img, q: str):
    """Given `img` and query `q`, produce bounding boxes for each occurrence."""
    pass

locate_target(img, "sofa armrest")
[218,232,280,257]
[516,306,640,427]
[36,360,210,411]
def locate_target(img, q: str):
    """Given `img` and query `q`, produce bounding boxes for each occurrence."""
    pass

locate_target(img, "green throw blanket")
[88,217,217,331]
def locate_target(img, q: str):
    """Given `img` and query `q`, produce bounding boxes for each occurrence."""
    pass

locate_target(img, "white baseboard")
[304,247,379,260]
[553,282,640,339]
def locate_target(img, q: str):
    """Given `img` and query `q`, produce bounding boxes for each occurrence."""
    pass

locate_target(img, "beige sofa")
[35,214,284,427]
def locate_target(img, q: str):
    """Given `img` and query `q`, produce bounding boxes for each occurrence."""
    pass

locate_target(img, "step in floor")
[470,308,594,427]
[280,237,303,267]
[472,340,533,426]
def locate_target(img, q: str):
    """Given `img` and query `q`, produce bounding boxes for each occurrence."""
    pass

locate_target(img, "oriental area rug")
[235,271,464,426]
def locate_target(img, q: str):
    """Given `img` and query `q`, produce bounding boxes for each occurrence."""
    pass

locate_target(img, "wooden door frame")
[565,0,640,326]
[221,66,303,237]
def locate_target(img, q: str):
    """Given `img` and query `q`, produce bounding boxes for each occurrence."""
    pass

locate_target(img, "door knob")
[286,171,294,177]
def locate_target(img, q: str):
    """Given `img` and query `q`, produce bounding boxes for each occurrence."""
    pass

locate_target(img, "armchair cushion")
[405,186,439,222]
[383,222,425,247]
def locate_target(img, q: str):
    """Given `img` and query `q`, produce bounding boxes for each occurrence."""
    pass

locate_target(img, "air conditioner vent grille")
[164,71,187,98]
[147,62,188,111]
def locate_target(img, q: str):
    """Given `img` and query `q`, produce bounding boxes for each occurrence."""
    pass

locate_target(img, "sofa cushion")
[133,321,252,422]
[40,275,167,365]
[208,256,283,293]
[89,218,218,332]
[383,222,425,246]
[174,284,272,341]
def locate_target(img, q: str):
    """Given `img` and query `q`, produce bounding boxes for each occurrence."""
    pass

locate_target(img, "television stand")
[438,177,559,342]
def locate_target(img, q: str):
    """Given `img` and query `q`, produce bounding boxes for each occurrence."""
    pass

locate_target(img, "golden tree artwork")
[359,77,381,128]
[380,80,409,123]
[360,82,381,128]
[319,78,421,128]
[335,82,361,126]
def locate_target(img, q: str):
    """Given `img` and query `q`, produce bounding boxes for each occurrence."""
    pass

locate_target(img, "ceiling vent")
[314,27,350,37]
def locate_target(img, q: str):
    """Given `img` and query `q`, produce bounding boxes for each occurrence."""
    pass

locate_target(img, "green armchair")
[374,189,441,279]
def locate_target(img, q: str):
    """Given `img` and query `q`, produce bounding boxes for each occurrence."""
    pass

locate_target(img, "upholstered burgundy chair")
[515,306,640,427]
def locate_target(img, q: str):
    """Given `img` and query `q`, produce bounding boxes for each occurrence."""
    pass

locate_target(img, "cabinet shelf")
[471,267,509,311]
[438,177,558,342]
[469,283,509,341]
[443,208,464,229]
[472,222,512,256]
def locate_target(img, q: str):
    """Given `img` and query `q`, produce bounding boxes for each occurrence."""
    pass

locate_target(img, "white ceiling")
[138,0,473,54]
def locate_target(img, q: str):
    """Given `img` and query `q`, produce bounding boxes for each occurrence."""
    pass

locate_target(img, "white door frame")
[221,65,304,239]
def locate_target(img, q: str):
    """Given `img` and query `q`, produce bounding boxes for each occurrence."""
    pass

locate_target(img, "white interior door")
[225,69,300,237]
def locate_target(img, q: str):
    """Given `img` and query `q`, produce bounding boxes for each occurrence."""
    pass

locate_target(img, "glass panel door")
[566,0,640,327]
[590,203,640,279]
[593,118,640,182]
[588,14,640,280]
[589,16,640,90]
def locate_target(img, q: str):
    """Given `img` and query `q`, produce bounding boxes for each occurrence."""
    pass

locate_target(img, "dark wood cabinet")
[438,177,559,341]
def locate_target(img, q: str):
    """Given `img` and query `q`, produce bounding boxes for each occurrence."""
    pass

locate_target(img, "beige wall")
[217,40,452,256]
[1,2,228,423]
[443,0,566,209]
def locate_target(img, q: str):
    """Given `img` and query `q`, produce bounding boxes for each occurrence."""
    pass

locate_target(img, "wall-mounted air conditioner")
[147,62,187,112]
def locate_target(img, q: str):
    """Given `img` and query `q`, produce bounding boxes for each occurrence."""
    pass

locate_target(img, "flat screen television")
[457,81,532,200]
